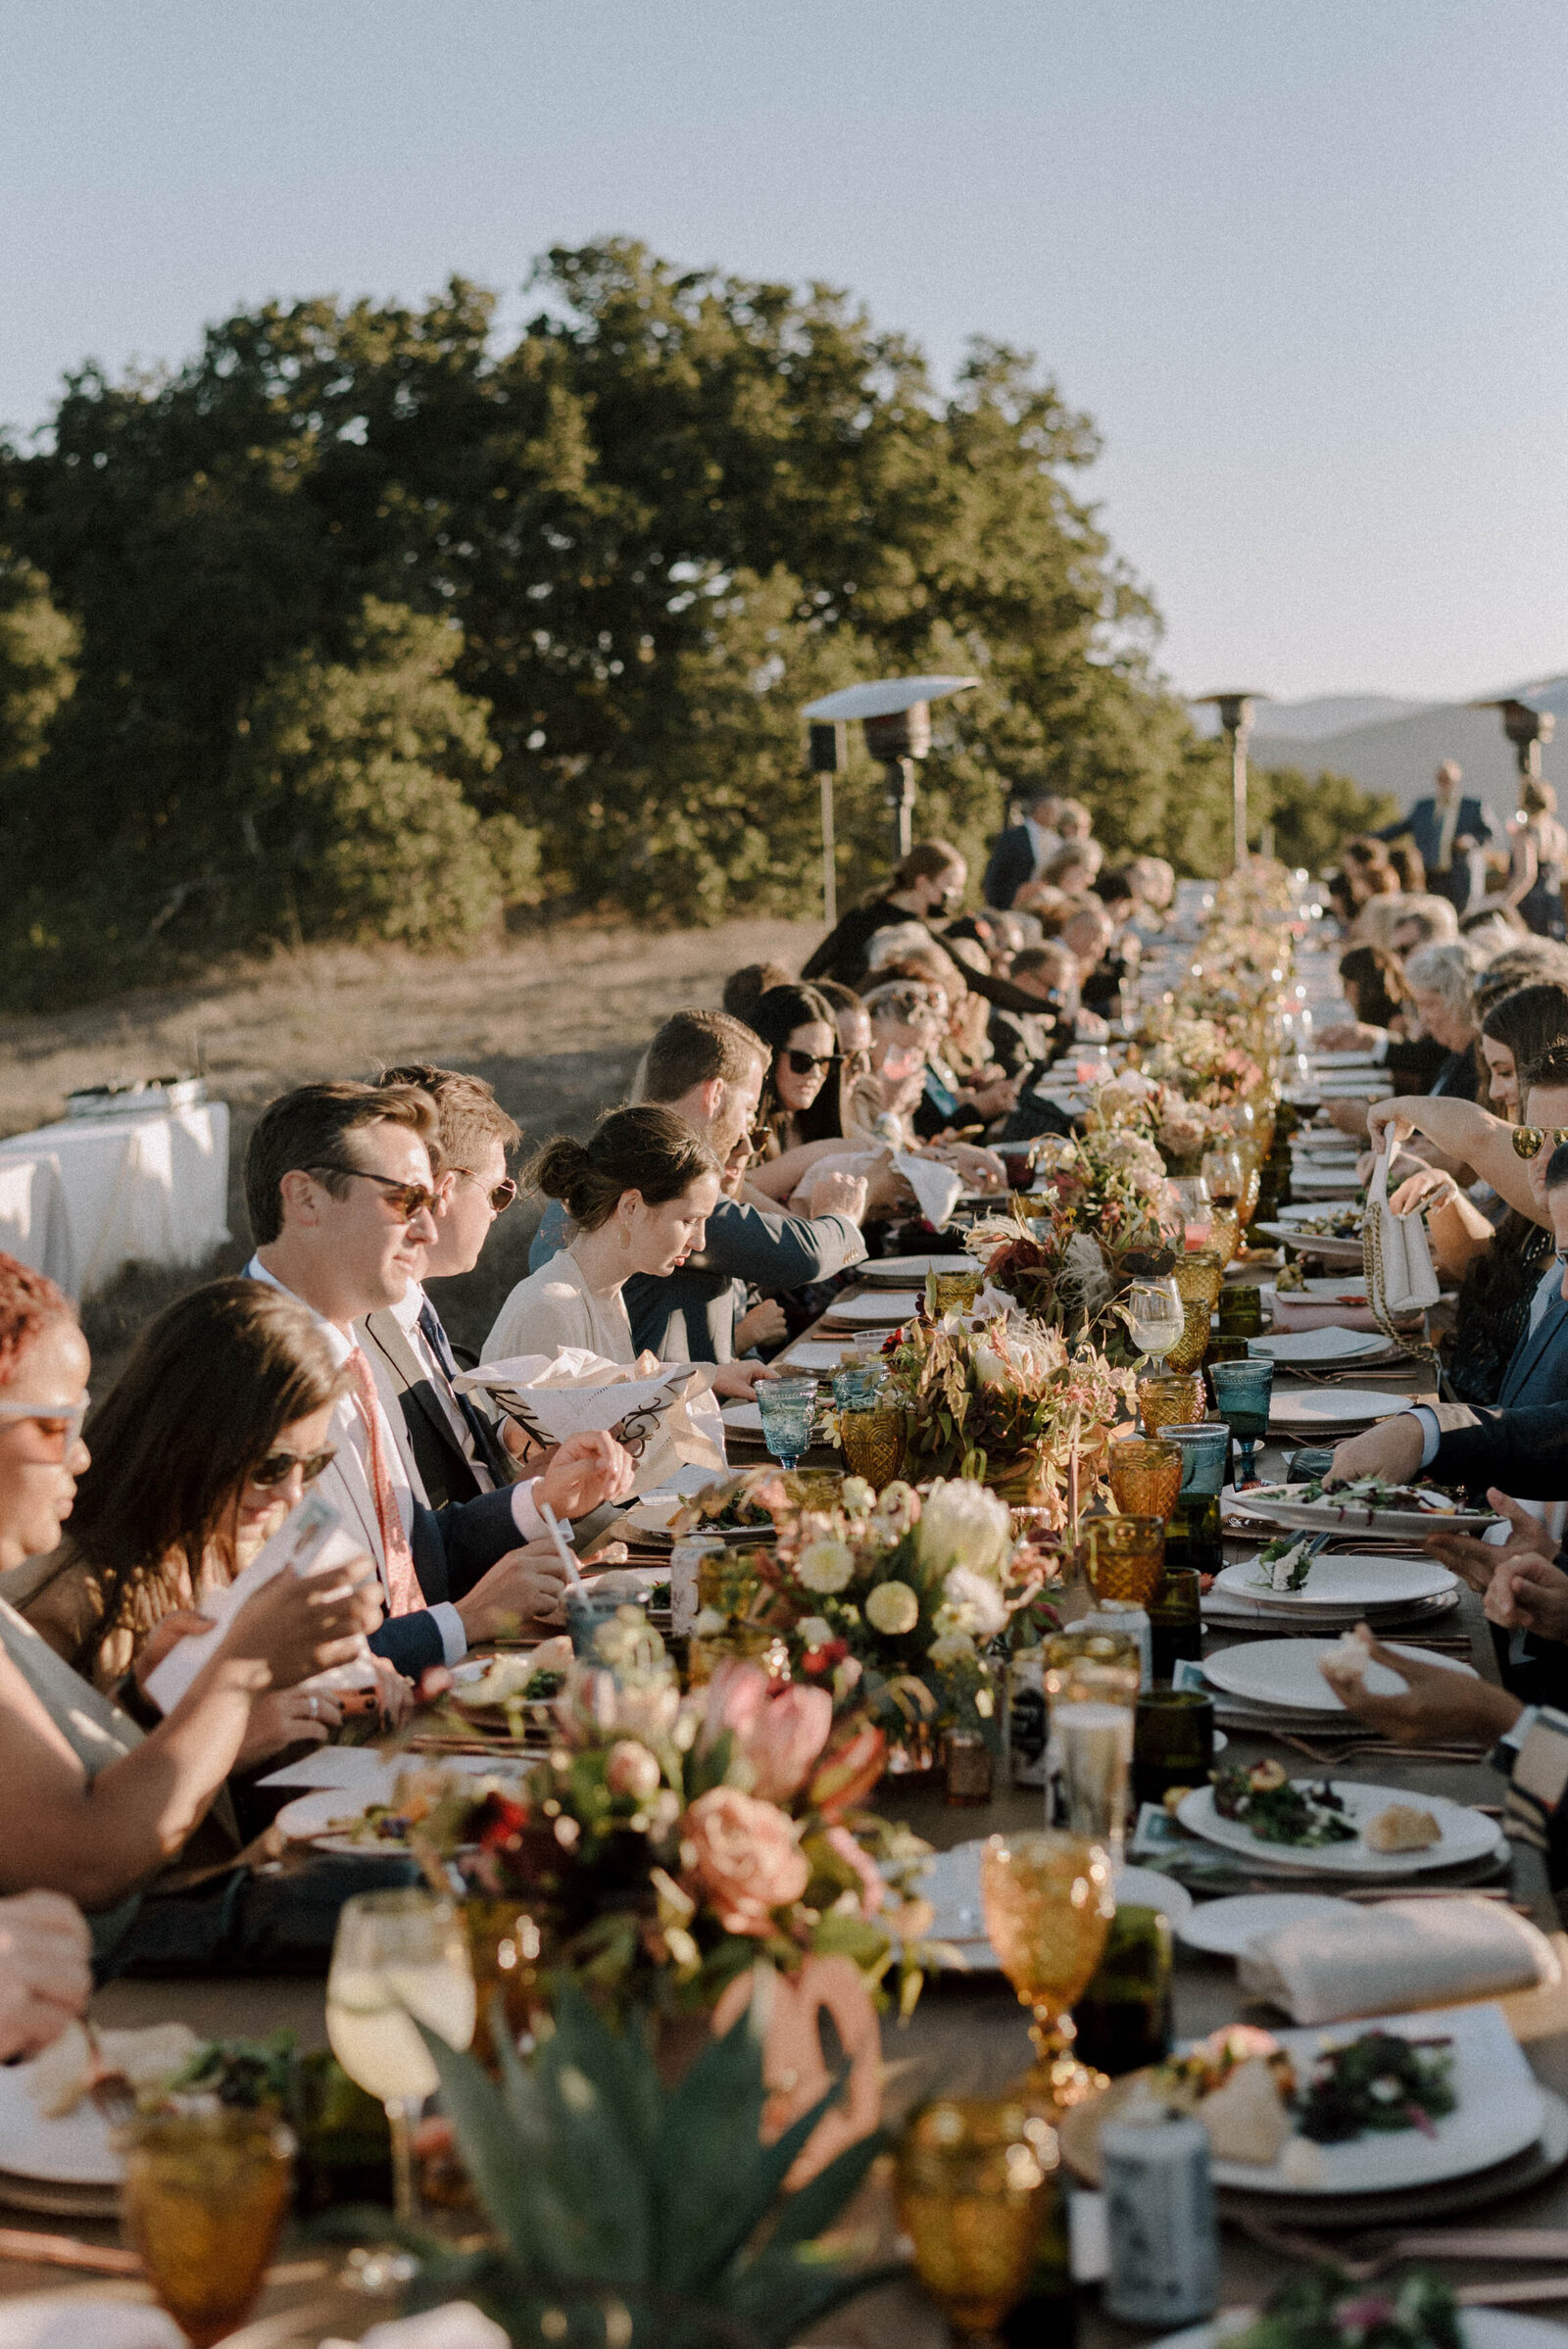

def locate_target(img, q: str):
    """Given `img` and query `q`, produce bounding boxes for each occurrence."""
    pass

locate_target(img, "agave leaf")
[416,2025,558,2272]
[752,2126,887,2254]
[719,2247,908,2349]
[526,1992,656,2282]
[656,1984,857,2295]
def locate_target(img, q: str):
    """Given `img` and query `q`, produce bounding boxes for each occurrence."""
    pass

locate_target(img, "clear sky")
[5,0,1566,704]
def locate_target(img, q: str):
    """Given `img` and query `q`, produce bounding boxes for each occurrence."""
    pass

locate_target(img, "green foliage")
[0,553,76,781]
[0,242,1222,1001]
[358,1982,897,2349]
[1250,765,1399,875]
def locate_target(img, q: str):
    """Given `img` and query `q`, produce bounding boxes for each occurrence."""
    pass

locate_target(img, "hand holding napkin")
[455,1348,724,1495]
[1239,1896,1559,2025]
[892,1150,963,1232]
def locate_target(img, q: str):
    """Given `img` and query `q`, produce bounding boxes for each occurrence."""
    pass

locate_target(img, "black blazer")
[366,1486,523,1680]
[359,1308,511,1511]
[983,826,1039,909]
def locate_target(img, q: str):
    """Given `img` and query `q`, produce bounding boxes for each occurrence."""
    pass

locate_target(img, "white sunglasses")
[0,1397,89,1445]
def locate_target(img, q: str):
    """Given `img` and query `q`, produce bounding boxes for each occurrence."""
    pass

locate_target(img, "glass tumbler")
[1208,1356,1275,1486]
[1106,1436,1182,1521]
[756,1375,817,1470]
[897,2095,1056,2338]
[1166,1252,1224,1374]
[121,2109,295,2349]
[1080,1514,1166,1607]
[1137,1369,1205,1437]
[1133,1687,1215,1806]
[1216,1283,1265,1339]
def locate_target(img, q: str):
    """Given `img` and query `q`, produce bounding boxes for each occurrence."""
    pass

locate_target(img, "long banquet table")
[16,1278,1568,2340]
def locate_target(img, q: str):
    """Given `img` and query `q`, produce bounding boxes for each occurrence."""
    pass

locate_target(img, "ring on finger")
[307,1695,318,1720]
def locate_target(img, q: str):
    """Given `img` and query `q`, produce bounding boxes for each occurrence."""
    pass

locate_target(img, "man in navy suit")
[983,791,1063,909]
[1376,760,1497,911]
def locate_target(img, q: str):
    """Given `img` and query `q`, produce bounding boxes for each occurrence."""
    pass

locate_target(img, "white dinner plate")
[859,1253,969,1283]
[778,1340,861,1371]
[1177,1778,1501,1878]
[821,1290,920,1324]
[1277,1199,1363,1222]
[1250,1326,1391,1364]
[1268,1388,1409,1429]
[906,1842,1192,1965]
[1228,1484,1501,1538]
[1213,1554,1457,1610]
[0,2063,121,2187]
[1176,1890,1348,1957]
[721,1401,762,1432]
[1182,2003,1537,2197]
[1298,1274,1367,1298]
[1201,1636,1476,1715]
[1307,1051,1381,1069]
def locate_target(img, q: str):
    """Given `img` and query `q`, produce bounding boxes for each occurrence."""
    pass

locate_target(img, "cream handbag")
[1361,1152,1442,1329]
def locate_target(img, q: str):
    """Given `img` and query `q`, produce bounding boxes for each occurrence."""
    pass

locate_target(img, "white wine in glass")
[1126,1277,1183,1362]
[327,1888,477,2225]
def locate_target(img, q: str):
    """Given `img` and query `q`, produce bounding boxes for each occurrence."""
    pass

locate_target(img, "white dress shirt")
[386,1281,495,1493]
[246,1258,549,1664]
[1024,818,1059,879]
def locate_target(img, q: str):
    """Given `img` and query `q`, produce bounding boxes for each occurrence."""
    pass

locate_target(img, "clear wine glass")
[1126,1276,1183,1363]
[326,1887,477,2226]
[1168,1175,1211,1251]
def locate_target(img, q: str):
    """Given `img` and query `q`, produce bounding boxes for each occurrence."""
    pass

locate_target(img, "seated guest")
[1127,856,1175,930]
[1041,895,1119,1016]
[749,984,852,1159]
[811,980,873,1091]
[983,791,1063,910]
[988,943,1075,1082]
[1324,940,1484,1145]
[721,961,793,1025]
[1021,841,1102,907]
[489,1107,735,1376]
[528,1011,867,1363]
[0,1255,375,1934]
[6,1279,403,1760]
[364,1064,520,1509]
[1337,943,1409,1034]
[245,1082,634,1676]
[1387,840,1427,895]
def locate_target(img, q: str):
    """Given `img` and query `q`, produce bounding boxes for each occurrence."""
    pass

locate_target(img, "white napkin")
[892,1150,963,1231]
[0,2303,183,2349]
[1239,1896,1559,2025]
[324,2306,511,2349]
[1364,1151,1442,1317]
[143,1490,376,1714]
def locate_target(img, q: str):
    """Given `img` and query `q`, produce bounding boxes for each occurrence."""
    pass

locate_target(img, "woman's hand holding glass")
[219,1554,380,1689]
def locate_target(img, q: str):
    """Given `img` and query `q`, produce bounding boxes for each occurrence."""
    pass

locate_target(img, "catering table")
[0,1103,230,1298]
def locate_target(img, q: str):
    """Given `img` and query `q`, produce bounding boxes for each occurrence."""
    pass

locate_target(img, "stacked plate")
[1199,1636,1477,1736]
[821,1288,919,1326]
[1208,1551,1459,1634]
[1267,1385,1410,1439]
[1249,1325,1398,1369]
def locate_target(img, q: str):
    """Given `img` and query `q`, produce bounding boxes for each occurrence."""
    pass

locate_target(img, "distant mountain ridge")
[1188,695,1432,741]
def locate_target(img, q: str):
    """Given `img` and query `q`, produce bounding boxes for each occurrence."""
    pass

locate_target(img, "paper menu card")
[454,1348,725,1494]
[143,1489,377,1715]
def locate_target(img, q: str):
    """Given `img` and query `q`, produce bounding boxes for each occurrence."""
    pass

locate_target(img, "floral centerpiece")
[1139,1010,1267,1107]
[723,1475,1056,1742]
[962,1133,1173,1355]
[405,1610,937,2024]
[879,1310,1137,1503]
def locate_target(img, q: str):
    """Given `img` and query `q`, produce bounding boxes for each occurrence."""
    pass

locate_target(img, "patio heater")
[1193,692,1272,871]
[1471,694,1557,782]
[801,674,979,920]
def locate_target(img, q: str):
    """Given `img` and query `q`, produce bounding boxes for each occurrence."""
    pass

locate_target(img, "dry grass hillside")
[0,916,822,1378]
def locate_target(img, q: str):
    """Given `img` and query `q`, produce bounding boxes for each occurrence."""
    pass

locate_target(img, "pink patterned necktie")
[345,1347,422,1617]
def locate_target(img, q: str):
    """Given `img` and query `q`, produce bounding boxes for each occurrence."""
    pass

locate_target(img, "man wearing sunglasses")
[245,1082,634,1681]
[360,1064,522,1511]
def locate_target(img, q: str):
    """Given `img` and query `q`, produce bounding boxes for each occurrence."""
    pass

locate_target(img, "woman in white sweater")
[486,1105,724,1366]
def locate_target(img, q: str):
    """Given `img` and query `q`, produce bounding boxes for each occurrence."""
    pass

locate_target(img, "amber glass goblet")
[1137,1369,1205,1437]
[1106,1436,1181,1521]
[121,2109,294,2348]
[1165,1252,1224,1373]
[980,1831,1115,2113]
[897,2095,1055,2347]
[1080,1514,1166,1606]
[839,1399,907,1485]
[931,1268,984,1315]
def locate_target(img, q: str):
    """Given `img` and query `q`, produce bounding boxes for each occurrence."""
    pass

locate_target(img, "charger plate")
[1254,1223,1365,1263]
[1201,1636,1476,1714]
[1250,1326,1395,1365]
[1269,1387,1409,1430]
[820,1290,919,1325]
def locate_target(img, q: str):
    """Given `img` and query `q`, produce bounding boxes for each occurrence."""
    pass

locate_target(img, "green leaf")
[759,2127,887,2253]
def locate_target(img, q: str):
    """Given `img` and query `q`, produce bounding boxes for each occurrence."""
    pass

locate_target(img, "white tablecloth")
[0,1104,230,1297]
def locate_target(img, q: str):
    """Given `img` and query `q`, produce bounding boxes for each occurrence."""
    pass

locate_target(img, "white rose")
[927,1629,977,1668]
[974,1345,1012,1390]
[841,1477,875,1516]
[797,1539,856,1594]
[798,1616,835,1647]
[916,1479,1012,1580]
[865,1580,920,1636]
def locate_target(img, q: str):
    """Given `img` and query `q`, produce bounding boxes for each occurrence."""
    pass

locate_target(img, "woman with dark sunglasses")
[748,984,849,1160]
[5,1278,388,1758]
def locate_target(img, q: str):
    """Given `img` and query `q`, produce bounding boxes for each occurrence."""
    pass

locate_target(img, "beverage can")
[1006,1651,1048,1786]
[669,1536,726,1638]
[1101,2112,1217,2325]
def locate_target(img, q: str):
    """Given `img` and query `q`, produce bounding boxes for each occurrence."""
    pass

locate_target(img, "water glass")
[1147,1567,1203,1679]
[1051,1701,1134,1861]
[1134,1688,1215,1806]
[1166,1252,1223,1374]
[838,1396,906,1484]
[931,1267,984,1315]
[1075,1905,1174,2077]
[1207,1357,1275,1486]
[1044,1623,1141,1708]
[1126,1276,1184,1363]
[1216,1283,1264,1338]
[1106,1436,1182,1520]
[1168,1175,1211,1252]
[756,1375,817,1470]
[1080,1514,1165,1607]
[896,2096,1056,2334]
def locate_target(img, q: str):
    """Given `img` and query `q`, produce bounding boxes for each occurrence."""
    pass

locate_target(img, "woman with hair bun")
[483,1106,723,1367]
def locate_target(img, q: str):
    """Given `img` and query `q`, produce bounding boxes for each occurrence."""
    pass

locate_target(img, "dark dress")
[1447,1212,1553,1407]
